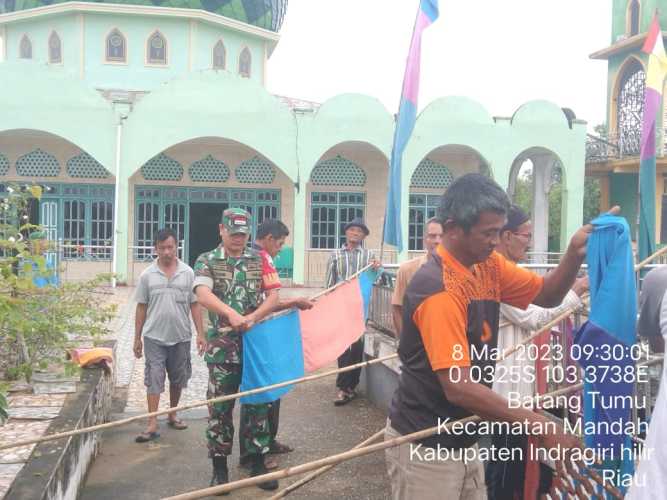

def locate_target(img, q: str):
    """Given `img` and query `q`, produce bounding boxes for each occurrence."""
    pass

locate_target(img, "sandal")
[240,455,279,470]
[268,440,294,454]
[135,431,160,443]
[334,390,357,406]
[167,419,188,430]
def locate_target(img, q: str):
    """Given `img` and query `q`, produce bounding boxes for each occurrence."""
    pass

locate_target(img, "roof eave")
[0,1,280,43]
[588,31,667,60]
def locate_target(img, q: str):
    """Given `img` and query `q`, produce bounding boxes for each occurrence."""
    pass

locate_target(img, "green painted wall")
[4,13,77,71]
[83,14,189,88]
[3,0,288,32]
[610,172,639,239]
[611,0,667,42]
[194,21,264,77]
[0,59,586,283]
[3,11,266,90]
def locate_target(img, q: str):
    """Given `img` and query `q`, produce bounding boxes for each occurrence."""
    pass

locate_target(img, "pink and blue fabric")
[383,0,439,251]
[239,269,378,404]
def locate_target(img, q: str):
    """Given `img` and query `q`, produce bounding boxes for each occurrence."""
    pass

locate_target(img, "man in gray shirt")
[133,228,205,442]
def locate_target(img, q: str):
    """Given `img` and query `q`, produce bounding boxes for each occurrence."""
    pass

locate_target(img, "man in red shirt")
[239,219,313,468]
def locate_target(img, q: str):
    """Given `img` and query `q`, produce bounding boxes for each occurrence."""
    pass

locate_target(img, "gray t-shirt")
[135,259,197,346]
[638,266,667,340]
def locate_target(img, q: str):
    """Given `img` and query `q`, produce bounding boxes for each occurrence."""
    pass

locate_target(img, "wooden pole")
[3,245,665,453]
[269,429,385,499]
[0,353,395,452]
[162,377,628,500]
[499,241,667,361]
[216,263,374,332]
[162,418,480,500]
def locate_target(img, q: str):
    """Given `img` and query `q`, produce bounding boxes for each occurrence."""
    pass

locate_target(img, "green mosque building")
[0,0,586,285]
[587,0,667,247]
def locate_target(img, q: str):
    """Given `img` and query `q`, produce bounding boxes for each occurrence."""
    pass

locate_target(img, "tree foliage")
[0,184,116,391]
[512,164,601,252]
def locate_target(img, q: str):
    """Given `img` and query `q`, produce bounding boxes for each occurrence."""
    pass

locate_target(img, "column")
[531,156,553,262]
[292,184,306,285]
[114,175,130,284]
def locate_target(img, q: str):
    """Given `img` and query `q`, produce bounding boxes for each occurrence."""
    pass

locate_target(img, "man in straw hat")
[324,217,380,406]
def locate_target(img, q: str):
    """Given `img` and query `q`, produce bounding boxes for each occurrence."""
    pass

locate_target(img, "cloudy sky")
[268,0,611,130]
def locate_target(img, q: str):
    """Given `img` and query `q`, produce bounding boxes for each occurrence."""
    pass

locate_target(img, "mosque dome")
[0,0,288,32]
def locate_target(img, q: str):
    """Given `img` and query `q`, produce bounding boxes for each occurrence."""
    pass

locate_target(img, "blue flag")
[574,214,637,494]
[383,1,439,250]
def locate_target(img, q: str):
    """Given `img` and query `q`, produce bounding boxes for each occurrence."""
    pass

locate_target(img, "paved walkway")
[0,285,135,499]
[81,287,390,499]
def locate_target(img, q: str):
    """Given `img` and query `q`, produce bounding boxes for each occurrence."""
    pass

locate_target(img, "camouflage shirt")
[192,245,280,343]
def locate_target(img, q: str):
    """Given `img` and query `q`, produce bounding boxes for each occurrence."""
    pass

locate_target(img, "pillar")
[292,184,306,285]
[531,156,553,262]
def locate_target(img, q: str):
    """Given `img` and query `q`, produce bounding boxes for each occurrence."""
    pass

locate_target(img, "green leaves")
[0,183,116,384]
[0,383,8,425]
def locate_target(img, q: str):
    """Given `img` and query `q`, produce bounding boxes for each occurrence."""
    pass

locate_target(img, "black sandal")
[334,390,357,406]
[135,431,160,443]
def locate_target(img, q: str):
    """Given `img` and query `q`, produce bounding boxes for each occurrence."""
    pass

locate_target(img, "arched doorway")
[508,147,564,262]
[127,137,292,274]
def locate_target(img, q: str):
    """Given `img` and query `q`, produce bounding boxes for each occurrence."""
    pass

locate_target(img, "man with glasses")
[486,204,588,499]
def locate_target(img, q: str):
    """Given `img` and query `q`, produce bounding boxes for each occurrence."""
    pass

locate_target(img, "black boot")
[250,454,278,491]
[210,456,230,496]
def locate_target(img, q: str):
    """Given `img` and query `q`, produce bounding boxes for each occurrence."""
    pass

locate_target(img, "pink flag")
[300,278,367,372]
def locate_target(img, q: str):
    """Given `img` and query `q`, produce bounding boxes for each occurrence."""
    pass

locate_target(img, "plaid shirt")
[324,243,376,288]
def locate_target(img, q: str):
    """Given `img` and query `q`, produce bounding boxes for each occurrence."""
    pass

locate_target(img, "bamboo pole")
[269,429,385,499]
[635,243,667,271]
[499,240,666,362]
[0,353,395,452]
[219,263,375,331]
[3,245,664,453]
[162,378,626,500]
[162,417,479,500]
[0,265,380,452]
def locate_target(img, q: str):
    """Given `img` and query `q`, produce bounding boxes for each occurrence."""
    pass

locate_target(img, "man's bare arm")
[134,303,147,358]
[392,305,403,338]
[250,289,279,322]
[274,297,314,312]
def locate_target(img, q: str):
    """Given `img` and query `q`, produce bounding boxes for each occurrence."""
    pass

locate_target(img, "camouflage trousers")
[206,361,272,458]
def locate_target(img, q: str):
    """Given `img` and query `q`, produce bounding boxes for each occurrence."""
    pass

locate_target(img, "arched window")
[213,39,226,69]
[239,47,251,78]
[19,35,32,59]
[105,29,126,63]
[616,58,645,156]
[147,30,167,65]
[48,31,62,64]
[629,0,640,36]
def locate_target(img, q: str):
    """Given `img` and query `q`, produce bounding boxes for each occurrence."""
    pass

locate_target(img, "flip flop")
[268,441,294,454]
[135,431,160,443]
[167,419,188,430]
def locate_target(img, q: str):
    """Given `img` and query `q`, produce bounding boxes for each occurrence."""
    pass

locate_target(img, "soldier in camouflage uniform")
[193,208,280,492]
